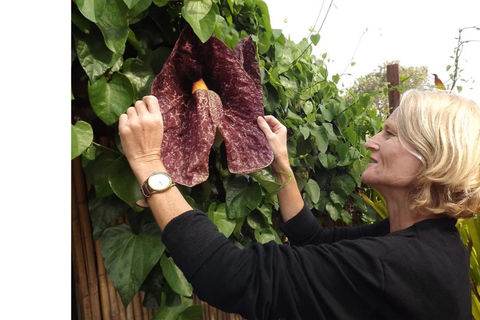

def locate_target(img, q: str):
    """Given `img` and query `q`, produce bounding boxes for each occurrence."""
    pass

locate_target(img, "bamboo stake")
[78,201,102,320]
[140,292,149,320]
[126,302,134,320]
[72,163,92,320]
[132,292,143,319]
[116,291,127,320]
[72,218,92,320]
[73,157,102,320]
[107,274,120,320]
[95,239,112,320]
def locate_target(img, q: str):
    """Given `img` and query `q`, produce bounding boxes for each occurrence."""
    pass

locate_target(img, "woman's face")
[362,109,423,191]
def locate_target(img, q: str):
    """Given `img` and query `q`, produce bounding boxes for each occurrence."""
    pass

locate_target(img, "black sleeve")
[279,202,390,246]
[162,210,385,320]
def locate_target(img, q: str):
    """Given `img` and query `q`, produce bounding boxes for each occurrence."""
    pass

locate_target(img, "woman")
[118,89,480,319]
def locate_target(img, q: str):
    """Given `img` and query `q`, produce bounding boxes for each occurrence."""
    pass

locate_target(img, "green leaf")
[89,194,133,240]
[325,202,341,221]
[160,255,193,297]
[208,203,236,238]
[304,179,320,203]
[225,176,262,219]
[123,0,141,9]
[331,174,356,196]
[318,153,337,169]
[336,142,350,161]
[127,0,153,23]
[96,0,129,53]
[254,226,282,244]
[73,27,123,81]
[250,169,283,194]
[83,149,120,197]
[299,125,310,139]
[88,73,134,126]
[319,104,333,122]
[330,191,347,206]
[182,0,216,43]
[152,291,193,320]
[122,58,155,99]
[178,305,203,320]
[108,156,144,211]
[71,121,93,159]
[76,0,106,23]
[310,124,328,153]
[341,209,352,224]
[351,193,368,213]
[153,0,169,7]
[310,33,320,46]
[101,222,165,307]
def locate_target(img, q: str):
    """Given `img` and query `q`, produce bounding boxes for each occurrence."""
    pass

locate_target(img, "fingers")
[257,116,275,138]
[143,95,160,114]
[124,95,161,118]
[258,115,286,135]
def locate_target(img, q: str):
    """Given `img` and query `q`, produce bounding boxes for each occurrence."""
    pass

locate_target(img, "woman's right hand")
[257,115,290,172]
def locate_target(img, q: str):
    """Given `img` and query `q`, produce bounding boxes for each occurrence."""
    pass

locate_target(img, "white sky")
[264,0,480,103]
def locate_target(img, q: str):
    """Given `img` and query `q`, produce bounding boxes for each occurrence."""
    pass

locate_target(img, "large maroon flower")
[151,26,273,187]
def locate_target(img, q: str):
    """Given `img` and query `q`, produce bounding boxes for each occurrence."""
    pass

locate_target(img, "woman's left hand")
[118,95,165,179]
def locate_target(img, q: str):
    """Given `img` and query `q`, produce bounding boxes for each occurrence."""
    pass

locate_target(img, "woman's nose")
[365,133,380,151]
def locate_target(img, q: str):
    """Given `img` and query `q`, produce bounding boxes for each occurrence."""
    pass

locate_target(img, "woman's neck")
[382,189,434,233]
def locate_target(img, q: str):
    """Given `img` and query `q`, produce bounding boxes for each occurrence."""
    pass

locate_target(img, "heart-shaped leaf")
[73,27,123,81]
[160,255,193,297]
[250,169,283,195]
[182,0,216,42]
[108,155,144,211]
[207,203,236,238]
[71,121,93,159]
[122,58,155,99]
[76,0,106,23]
[96,0,129,53]
[331,174,356,196]
[83,149,120,197]
[304,179,321,204]
[101,222,165,307]
[88,73,134,126]
[225,176,262,219]
[89,194,133,240]
[152,291,193,320]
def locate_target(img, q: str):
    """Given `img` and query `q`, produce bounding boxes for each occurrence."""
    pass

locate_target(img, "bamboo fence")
[72,145,245,320]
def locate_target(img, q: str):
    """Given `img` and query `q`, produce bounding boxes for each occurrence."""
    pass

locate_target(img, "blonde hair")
[396,89,480,218]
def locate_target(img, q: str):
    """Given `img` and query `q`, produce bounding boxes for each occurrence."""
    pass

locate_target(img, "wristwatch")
[141,172,175,198]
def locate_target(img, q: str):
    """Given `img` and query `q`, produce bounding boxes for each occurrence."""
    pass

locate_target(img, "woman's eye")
[384,130,396,138]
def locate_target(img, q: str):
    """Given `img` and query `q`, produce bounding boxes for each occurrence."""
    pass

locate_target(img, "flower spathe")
[151,26,273,187]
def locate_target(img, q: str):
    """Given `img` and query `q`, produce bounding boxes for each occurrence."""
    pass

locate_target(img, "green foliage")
[457,218,480,319]
[346,61,429,118]
[71,0,384,316]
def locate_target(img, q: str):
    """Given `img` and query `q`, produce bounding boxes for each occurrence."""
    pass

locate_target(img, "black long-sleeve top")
[162,203,471,320]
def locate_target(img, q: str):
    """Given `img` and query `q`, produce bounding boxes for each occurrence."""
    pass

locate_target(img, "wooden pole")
[72,176,92,320]
[126,302,134,320]
[116,291,127,320]
[107,274,120,320]
[95,239,112,320]
[387,63,401,113]
[132,292,143,319]
[140,292,150,320]
[73,158,102,320]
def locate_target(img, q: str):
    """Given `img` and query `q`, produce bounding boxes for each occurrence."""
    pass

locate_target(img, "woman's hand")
[118,95,165,182]
[257,115,290,171]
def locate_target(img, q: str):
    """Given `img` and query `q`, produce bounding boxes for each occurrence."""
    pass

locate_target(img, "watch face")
[148,173,172,191]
